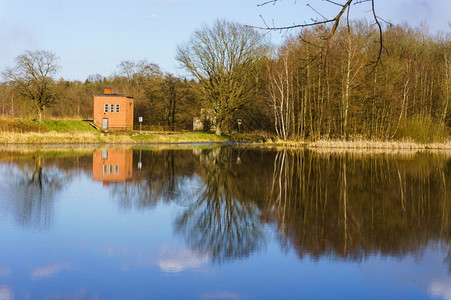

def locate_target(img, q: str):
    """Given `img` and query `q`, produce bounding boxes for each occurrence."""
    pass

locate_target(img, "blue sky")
[1,0,450,81]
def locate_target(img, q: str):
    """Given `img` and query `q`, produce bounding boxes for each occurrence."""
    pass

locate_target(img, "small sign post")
[138,150,142,169]
[139,116,143,132]
[237,119,242,133]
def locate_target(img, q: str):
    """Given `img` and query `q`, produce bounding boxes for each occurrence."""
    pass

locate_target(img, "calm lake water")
[0,145,450,300]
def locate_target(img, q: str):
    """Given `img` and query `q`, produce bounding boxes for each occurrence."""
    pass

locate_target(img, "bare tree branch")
[254,0,353,40]
[371,0,383,66]
[253,0,384,66]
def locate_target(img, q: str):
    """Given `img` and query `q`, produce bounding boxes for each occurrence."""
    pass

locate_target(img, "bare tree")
[162,74,178,131]
[2,50,60,123]
[267,46,294,139]
[441,51,451,123]
[256,0,383,64]
[116,59,161,87]
[176,19,270,135]
[339,23,370,138]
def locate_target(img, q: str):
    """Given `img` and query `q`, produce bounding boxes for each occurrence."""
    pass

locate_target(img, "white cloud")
[429,280,451,300]
[97,243,208,273]
[0,285,13,300]
[158,246,209,273]
[30,263,70,281]
[144,14,158,19]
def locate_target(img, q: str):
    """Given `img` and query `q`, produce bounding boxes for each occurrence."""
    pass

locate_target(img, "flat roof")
[94,94,134,98]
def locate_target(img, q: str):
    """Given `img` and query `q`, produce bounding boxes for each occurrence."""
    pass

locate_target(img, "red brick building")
[92,149,133,184]
[93,89,134,130]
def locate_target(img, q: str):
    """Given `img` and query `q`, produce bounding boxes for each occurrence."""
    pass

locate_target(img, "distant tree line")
[267,21,451,142]
[0,56,203,131]
[1,19,451,140]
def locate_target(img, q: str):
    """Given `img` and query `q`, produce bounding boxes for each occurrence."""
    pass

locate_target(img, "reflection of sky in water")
[0,153,450,299]
[0,269,10,278]
[0,286,13,300]
[30,263,71,281]
[158,246,210,273]
[429,281,451,300]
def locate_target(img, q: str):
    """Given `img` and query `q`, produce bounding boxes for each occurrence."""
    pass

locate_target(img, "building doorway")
[102,118,109,130]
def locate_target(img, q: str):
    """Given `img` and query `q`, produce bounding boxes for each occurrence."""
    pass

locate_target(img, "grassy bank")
[262,138,451,151]
[0,119,266,144]
[307,139,451,150]
[0,130,239,144]
[0,118,98,133]
[2,119,451,150]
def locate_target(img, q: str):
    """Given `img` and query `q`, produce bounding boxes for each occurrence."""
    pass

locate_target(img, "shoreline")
[0,131,232,144]
[1,131,451,151]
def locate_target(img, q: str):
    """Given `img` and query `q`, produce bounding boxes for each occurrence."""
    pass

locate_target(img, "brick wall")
[92,149,133,183]
[93,95,134,130]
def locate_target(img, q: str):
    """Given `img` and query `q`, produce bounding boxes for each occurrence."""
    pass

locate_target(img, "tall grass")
[308,139,424,149]
[394,115,449,143]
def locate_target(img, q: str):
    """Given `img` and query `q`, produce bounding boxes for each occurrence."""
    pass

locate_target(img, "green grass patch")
[39,120,99,133]
[222,132,267,143]
[130,131,228,143]
[130,133,158,142]
[0,118,99,134]
[0,118,269,144]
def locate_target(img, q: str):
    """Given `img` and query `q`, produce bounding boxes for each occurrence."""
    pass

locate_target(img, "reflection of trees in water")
[41,146,450,264]
[175,148,267,263]
[265,150,451,261]
[107,148,267,263]
[109,150,198,209]
[1,153,89,228]
[110,181,157,210]
[175,194,265,263]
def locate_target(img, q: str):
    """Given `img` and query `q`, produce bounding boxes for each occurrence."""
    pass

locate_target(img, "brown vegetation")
[1,22,451,142]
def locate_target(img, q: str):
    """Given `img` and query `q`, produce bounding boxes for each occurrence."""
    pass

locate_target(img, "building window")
[103,164,107,174]
[116,104,120,113]
[115,164,119,174]
[109,164,113,174]
[104,104,108,113]
[101,149,108,160]
[110,104,114,113]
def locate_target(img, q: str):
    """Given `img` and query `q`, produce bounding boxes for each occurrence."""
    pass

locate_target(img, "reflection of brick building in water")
[92,149,133,184]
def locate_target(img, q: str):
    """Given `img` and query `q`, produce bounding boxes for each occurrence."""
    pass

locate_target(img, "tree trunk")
[215,120,222,136]
[37,108,43,124]
[11,95,14,117]
[443,55,450,122]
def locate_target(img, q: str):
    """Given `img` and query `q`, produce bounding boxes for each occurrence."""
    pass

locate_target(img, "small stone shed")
[93,89,134,130]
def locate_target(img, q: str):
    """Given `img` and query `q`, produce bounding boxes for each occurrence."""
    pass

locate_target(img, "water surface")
[0,146,450,299]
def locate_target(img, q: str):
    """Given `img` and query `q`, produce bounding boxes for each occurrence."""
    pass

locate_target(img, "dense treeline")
[0,62,203,131]
[1,21,451,140]
[269,21,451,141]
